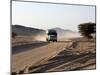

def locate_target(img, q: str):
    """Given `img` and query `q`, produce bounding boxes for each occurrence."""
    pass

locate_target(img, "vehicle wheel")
[46,38,48,42]
[52,40,54,42]
[56,40,57,42]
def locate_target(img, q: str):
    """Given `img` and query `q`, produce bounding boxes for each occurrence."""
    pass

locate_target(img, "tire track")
[30,52,95,73]
[12,42,69,73]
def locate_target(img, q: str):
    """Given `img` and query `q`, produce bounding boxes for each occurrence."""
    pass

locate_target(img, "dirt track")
[12,41,71,73]
[12,40,96,74]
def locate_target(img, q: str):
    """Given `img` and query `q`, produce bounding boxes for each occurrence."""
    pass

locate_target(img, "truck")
[46,29,57,42]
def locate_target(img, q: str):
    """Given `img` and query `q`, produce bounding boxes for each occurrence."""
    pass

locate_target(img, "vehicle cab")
[46,29,57,42]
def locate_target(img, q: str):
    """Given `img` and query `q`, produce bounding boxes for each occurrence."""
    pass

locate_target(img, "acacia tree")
[78,22,96,39]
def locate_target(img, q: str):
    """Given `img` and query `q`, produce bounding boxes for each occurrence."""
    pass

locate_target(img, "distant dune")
[12,25,45,36]
[12,25,81,42]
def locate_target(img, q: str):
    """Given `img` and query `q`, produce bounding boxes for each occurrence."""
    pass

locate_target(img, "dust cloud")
[34,34,47,41]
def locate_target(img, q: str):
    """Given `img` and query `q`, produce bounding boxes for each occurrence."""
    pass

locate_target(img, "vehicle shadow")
[57,41,72,43]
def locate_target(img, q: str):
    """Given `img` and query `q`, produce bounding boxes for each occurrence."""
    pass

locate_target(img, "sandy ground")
[12,41,71,73]
[12,37,96,74]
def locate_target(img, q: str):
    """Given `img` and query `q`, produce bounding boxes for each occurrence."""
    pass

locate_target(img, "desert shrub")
[78,22,96,39]
[12,32,17,38]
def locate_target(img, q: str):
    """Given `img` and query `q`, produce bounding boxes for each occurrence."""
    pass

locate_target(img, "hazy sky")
[12,1,95,31]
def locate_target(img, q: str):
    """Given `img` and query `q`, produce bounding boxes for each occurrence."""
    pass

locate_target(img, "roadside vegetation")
[78,22,96,39]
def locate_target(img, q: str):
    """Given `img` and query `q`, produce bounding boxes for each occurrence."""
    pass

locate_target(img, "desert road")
[12,41,71,73]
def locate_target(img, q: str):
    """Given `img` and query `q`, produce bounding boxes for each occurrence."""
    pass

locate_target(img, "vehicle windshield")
[48,32,57,35]
[47,30,57,35]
